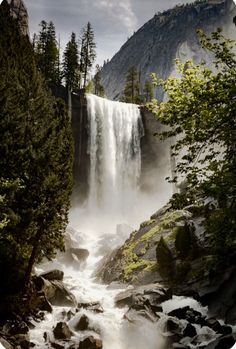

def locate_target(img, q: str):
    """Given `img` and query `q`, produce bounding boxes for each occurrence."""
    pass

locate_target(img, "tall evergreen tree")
[143,79,154,102]
[34,20,61,84]
[0,2,73,294]
[122,65,141,104]
[80,22,96,89]
[62,32,80,91]
[93,64,105,97]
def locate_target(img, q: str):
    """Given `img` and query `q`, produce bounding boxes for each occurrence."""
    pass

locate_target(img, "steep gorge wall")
[101,0,236,100]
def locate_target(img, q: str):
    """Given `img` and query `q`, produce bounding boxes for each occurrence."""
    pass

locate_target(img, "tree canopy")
[0,2,73,294]
[121,65,141,104]
[62,32,80,91]
[147,28,236,257]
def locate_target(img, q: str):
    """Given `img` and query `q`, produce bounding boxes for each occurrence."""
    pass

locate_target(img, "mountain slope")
[101,0,236,100]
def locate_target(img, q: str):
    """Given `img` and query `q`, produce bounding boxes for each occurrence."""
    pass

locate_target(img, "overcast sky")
[24,0,193,66]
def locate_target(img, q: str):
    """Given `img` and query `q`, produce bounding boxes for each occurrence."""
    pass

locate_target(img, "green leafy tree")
[122,65,141,104]
[34,20,61,84]
[80,22,96,89]
[93,64,105,97]
[147,29,236,256]
[0,2,73,294]
[62,32,80,91]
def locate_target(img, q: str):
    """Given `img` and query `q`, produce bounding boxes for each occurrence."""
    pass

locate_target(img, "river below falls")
[29,216,167,349]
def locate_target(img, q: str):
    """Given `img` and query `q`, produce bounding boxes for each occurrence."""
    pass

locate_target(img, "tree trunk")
[23,231,41,289]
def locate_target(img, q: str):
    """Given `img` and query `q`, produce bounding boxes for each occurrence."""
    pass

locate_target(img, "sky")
[23,0,194,66]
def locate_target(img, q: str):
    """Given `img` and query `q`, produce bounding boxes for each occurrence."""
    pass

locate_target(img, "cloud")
[23,0,193,65]
[94,0,138,34]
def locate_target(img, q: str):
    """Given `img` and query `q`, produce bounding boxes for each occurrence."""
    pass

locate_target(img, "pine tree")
[93,64,105,96]
[80,22,96,89]
[34,20,61,84]
[143,79,154,102]
[122,66,141,104]
[0,2,73,294]
[62,32,80,91]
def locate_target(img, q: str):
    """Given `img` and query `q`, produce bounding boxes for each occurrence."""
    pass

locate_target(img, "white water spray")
[87,94,143,221]
[30,95,167,349]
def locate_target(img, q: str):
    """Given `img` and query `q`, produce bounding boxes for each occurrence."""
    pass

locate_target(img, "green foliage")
[0,3,73,294]
[62,32,80,91]
[80,22,96,89]
[174,223,198,259]
[156,237,174,280]
[93,64,105,97]
[34,20,61,84]
[121,66,141,104]
[143,79,154,102]
[147,29,236,259]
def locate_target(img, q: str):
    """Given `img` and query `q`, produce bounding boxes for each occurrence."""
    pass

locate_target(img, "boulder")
[115,284,171,308]
[166,317,184,335]
[124,307,157,323]
[77,302,103,314]
[78,336,102,349]
[40,270,64,281]
[168,306,207,327]
[53,322,73,340]
[34,276,76,307]
[3,320,29,335]
[75,315,89,331]
[183,323,197,338]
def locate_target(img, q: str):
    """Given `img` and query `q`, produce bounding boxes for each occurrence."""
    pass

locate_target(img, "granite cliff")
[101,0,236,100]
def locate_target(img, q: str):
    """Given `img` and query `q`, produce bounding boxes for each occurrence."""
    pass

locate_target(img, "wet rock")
[77,302,103,314]
[203,335,235,349]
[51,342,65,349]
[37,294,53,312]
[67,310,76,320]
[115,284,171,308]
[124,307,157,323]
[168,306,207,327]
[4,320,29,335]
[78,336,102,349]
[0,337,14,349]
[183,323,197,338]
[34,276,76,307]
[166,317,184,334]
[14,335,35,349]
[53,322,73,340]
[75,314,90,331]
[40,270,64,281]
[172,344,190,349]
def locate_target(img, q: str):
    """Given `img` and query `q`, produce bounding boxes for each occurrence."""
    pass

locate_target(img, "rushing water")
[30,94,216,349]
[29,94,168,348]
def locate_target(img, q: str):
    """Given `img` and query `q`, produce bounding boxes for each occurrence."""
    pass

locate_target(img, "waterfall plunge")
[87,93,143,216]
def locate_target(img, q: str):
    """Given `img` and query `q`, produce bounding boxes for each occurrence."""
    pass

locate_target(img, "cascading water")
[29,94,168,349]
[86,93,143,226]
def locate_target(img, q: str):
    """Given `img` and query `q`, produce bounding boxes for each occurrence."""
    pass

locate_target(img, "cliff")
[101,0,236,100]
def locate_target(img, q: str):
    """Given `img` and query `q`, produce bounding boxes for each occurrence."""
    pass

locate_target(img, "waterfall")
[86,93,143,215]
[29,94,168,349]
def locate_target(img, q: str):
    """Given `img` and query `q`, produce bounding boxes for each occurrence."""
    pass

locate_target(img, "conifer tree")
[122,65,141,104]
[62,32,80,91]
[143,79,154,102]
[80,22,96,88]
[34,20,61,84]
[93,64,105,96]
[0,2,73,294]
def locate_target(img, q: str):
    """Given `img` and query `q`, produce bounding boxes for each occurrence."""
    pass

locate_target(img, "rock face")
[5,0,29,36]
[95,201,236,326]
[101,0,236,100]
